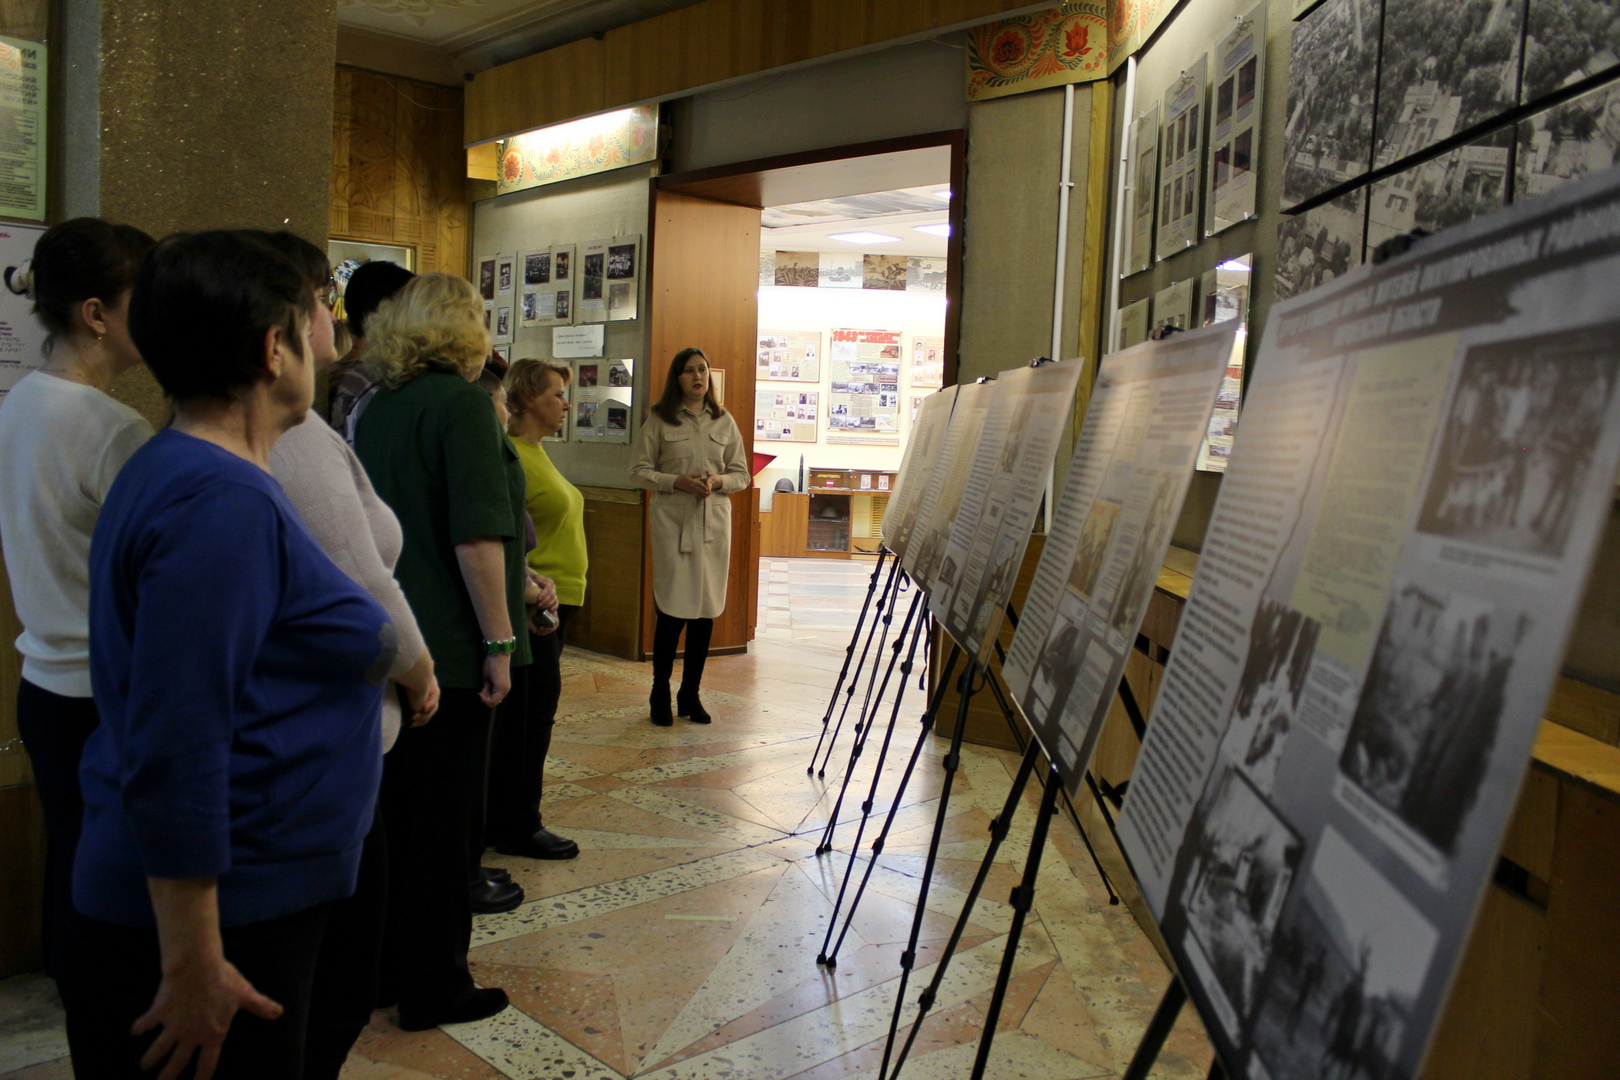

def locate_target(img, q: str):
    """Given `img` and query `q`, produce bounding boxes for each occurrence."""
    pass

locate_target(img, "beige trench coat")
[630,405,751,619]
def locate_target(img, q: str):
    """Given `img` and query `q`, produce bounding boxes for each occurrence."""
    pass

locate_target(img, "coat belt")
[678,494,712,553]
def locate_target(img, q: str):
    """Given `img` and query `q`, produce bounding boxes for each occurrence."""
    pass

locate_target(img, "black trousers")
[378,687,493,1012]
[305,807,388,1080]
[15,678,99,982]
[65,902,331,1080]
[652,609,713,693]
[486,606,578,844]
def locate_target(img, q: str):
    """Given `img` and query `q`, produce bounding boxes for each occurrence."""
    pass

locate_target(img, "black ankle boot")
[650,683,674,726]
[677,686,711,724]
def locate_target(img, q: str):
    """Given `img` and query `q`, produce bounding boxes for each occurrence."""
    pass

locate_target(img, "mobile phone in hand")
[534,607,559,628]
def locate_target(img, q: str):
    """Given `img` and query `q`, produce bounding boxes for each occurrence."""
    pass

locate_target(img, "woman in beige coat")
[630,348,750,725]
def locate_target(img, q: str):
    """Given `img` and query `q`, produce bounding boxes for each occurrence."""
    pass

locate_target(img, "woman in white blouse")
[630,348,750,726]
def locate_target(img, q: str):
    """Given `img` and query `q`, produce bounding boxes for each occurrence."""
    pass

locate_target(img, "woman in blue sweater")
[68,231,397,1080]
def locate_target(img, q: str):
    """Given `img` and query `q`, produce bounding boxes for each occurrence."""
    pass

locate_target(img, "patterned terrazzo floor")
[0,558,1213,1080]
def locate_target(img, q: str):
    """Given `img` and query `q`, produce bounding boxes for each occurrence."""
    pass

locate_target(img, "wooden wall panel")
[468,0,1043,145]
[331,67,467,278]
[570,494,645,660]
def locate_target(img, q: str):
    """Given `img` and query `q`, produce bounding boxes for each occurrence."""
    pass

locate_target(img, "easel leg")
[818,641,961,967]
[813,554,903,777]
[809,547,889,771]
[1121,979,1187,1080]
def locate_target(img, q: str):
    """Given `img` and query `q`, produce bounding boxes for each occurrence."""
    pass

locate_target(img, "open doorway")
[643,131,964,659]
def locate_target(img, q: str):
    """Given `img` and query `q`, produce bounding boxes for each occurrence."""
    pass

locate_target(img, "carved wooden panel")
[331,67,466,278]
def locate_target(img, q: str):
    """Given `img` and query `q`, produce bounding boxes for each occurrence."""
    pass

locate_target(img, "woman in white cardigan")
[629,348,750,726]
[261,232,439,1079]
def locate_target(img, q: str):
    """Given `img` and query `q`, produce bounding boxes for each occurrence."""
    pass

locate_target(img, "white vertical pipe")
[1105,56,1139,357]
[1045,82,1076,534]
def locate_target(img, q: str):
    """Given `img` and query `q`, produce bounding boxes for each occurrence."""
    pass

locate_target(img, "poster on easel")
[933,359,1085,661]
[756,330,821,382]
[754,389,819,442]
[1003,322,1237,795]
[551,243,576,326]
[898,382,994,591]
[911,336,945,387]
[827,328,901,445]
[577,239,608,323]
[1116,171,1620,1080]
[885,386,959,561]
[1206,2,1267,235]
[1126,101,1161,277]
[1156,56,1208,261]
[606,233,640,322]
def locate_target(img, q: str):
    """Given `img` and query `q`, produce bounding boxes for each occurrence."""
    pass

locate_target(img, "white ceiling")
[336,0,707,71]
[760,185,951,256]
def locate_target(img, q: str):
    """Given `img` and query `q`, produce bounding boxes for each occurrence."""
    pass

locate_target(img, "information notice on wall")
[1002,324,1236,793]
[1117,170,1620,1080]
[827,328,901,445]
[0,38,45,223]
[932,360,1084,662]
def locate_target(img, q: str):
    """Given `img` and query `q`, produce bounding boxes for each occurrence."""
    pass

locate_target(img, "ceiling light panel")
[827,231,902,244]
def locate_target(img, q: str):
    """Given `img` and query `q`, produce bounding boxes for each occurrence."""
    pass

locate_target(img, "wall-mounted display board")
[572,357,632,444]
[496,254,514,299]
[1274,188,1366,301]
[0,223,47,397]
[754,388,819,443]
[1117,171,1620,1080]
[895,382,993,591]
[1153,278,1195,333]
[1197,255,1252,473]
[756,330,821,382]
[1003,323,1238,792]
[883,386,957,562]
[932,360,1085,663]
[1516,78,1620,201]
[770,250,945,293]
[1374,0,1522,170]
[1127,102,1161,276]
[493,302,513,344]
[827,328,901,445]
[1157,57,1209,261]
[552,243,575,324]
[1206,2,1268,235]
[911,336,945,387]
[477,253,497,301]
[1282,0,1382,211]
[1119,296,1151,348]
[577,238,609,323]
[1364,127,1511,260]
[519,249,559,327]
[0,37,46,222]
[605,234,640,322]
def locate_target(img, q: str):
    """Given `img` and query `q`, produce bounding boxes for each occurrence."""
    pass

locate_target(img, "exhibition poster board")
[0,222,47,397]
[1156,55,1208,262]
[0,37,45,222]
[577,238,609,323]
[605,234,641,322]
[828,328,902,445]
[572,357,632,443]
[895,382,993,589]
[1117,170,1620,1080]
[1127,101,1161,277]
[757,330,821,382]
[754,388,819,443]
[911,336,945,387]
[884,385,958,562]
[1002,322,1238,794]
[932,359,1085,662]
[1206,2,1267,235]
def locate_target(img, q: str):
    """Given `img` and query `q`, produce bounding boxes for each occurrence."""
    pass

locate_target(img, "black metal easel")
[808,547,904,777]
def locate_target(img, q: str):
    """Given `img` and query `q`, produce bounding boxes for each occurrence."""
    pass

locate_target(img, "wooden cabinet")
[761,469,896,558]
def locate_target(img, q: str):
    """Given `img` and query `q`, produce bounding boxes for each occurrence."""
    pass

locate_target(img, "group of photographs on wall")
[570,356,633,444]
[1275,0,1620,301]
[761,249,947,293]
[476,234,641,342]
[754,328,944,445]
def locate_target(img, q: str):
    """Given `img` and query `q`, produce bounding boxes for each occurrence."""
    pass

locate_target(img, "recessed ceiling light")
[913,223,951,237]
[827,231,901,244]
[933,189,952,199]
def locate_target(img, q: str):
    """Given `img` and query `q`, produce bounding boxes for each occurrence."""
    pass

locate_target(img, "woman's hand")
[134,953,281,1080]
[396,649,439,727]
[673,473,709,498]
[705,471,724,495]
[526,571,560,636]
[480,652,512,708]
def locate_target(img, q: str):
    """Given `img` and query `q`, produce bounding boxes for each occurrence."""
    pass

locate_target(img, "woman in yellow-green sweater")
[484,359,588,860]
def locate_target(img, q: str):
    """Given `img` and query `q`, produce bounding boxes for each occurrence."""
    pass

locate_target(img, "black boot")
[677,686,711,724]
[678,617,713,723]
[650,682,674,726]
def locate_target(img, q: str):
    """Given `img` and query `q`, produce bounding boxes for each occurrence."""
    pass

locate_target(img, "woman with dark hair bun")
[630,347,750,726]
[68,230,397,1080]
[0,216,154,986]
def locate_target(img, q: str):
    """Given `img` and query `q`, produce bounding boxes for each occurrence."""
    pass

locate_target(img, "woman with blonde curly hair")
[353,273,530,1030]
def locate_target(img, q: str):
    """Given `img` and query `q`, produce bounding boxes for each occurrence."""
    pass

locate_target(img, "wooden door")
[640,189,762,657]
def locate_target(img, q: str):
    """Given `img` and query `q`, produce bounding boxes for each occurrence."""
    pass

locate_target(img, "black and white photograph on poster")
[494,306,511,342]
[574,400,597,432]
[1167,765,1304,1039]
[754,389,819,443]
[912,336,944,387]
[757,330,822,382]
[582,253,604,300]
[553,245,572,282]
[1273,188,1365,301]
[1516,78,1620,202]
[1416,325,1620,557]
[1249,829,1440,1080]
[1365,127,1511,259]
[521,290,541,326]
[863,254,909,290]
[608,281,637,321]
[817,252,861,288]
[496,255,514,296]
[1000,324,1237,795]
[478,255,496,301]
[554,289,571,323]
[607,238,638,279]
[1157,57,1208,261]
[606,405,628,433]
[608,360,632,388]
[1127,102,1160,276]
[1339,582,1530,856]
[1374,0,1523,170]
[1216,600,1323,796]
[482,303,492,332]
[775,251,820,287]
[1282,0,1381,210]
[524,250,551,285]
[1207,1,1267,235]
[906,257,947,292]
[1522,0,1620,105]
[1115,169,1620,1080]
